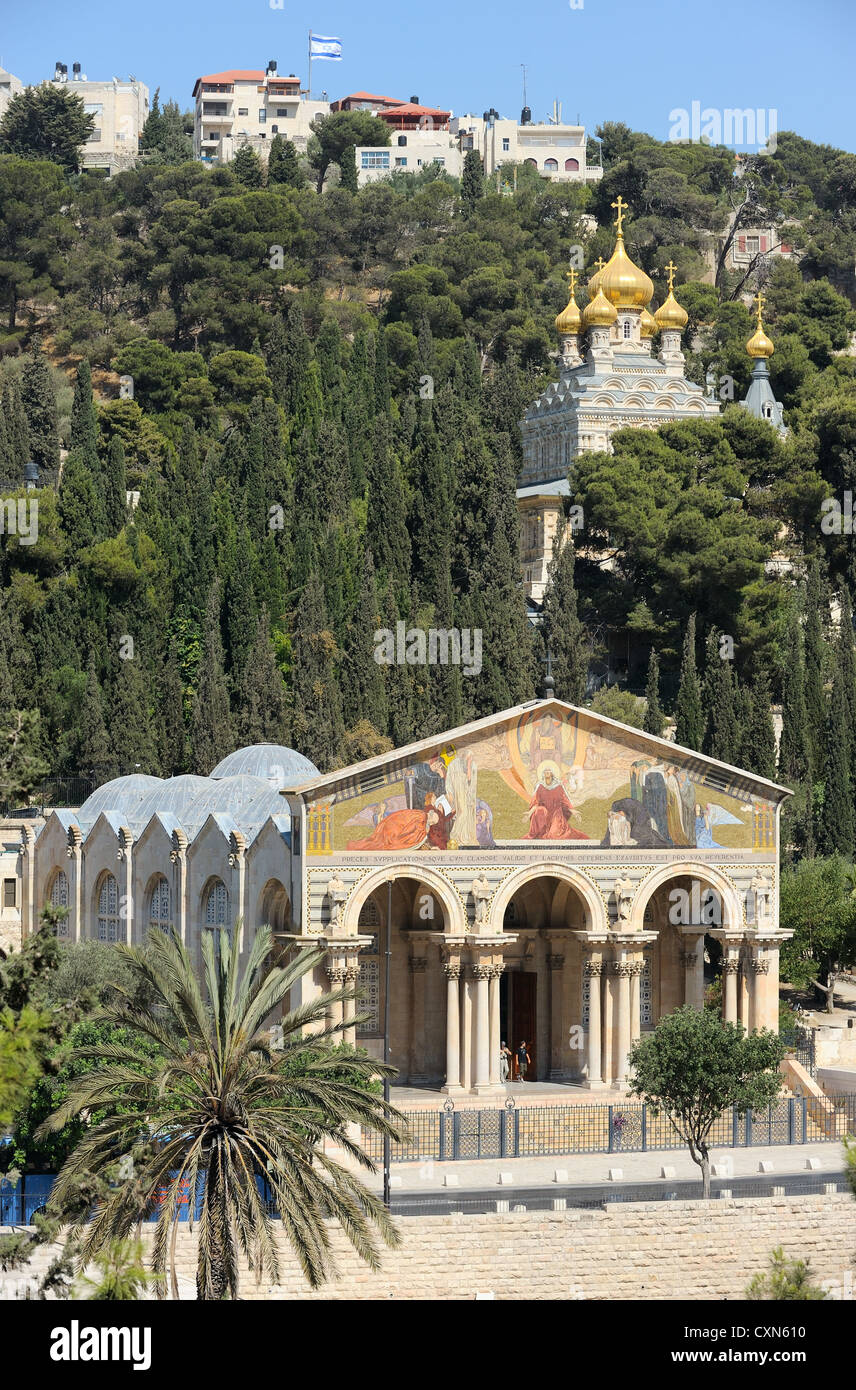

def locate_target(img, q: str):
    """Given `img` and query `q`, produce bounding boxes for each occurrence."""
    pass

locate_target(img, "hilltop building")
[451,110,601,185]
[0,67,23,119]
[47,61,149,174]
[192,61,329,164]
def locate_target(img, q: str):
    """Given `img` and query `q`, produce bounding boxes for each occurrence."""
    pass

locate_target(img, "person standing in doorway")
[499,1041,511,1083]
[516,1040,530,1082]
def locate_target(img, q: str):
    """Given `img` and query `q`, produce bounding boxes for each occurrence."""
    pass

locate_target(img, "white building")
[0,67,23,120]
[357,129,462,183]
[192,62,329,165]
[451,113,602,184]
[48,62,149,174]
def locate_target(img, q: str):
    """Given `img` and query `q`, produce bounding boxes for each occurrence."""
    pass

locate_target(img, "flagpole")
[307,30,312,99]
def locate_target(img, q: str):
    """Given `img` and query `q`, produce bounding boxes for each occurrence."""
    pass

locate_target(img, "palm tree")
[40,925,403,1298]
[74,1237,162,1300]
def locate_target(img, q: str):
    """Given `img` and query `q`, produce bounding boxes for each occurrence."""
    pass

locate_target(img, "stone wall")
[5,1194,854,1300]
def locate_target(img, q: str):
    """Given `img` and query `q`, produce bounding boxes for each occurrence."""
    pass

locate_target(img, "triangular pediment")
[291,700,789,856]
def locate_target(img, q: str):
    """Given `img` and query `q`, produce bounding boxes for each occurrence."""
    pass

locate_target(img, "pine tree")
[461,149,484,218]
[702,630,739,763]
[779,610,812,784]
[75,657,116,780]
[643,650,664,737]
[233,143,264,188]
[740,667,777,780]
[803,559,826,775]
[540,529,587,705]
[290,569,344,770]
[819,663,854,854]
[20,335,59,478]
[235,610,289,745]
[190,581,234,775]
[675,614,704,750]
[104,436,127,535]
[267,135,302,187]
[338,144,358,193]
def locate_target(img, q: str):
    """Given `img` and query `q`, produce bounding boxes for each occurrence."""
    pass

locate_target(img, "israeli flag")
[310,35,343,59]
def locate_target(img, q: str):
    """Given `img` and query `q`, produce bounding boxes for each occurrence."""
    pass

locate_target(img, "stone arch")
[489,862,608,933]
[93,868,123,943]
[630,861,743,931]
[144,871,172,934]
[343,863,467,937]
[46,865,71,938]
[257,877,291,933]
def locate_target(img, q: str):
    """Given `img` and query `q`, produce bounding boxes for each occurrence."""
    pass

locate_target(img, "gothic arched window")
[148,876,171,934]
[49,870,70,937]
[97,873,123,943]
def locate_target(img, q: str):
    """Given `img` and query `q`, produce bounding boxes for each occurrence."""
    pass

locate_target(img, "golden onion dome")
[654,290,689,332]
[599,235,655,309]
[640,306,657,338]
[746,292,774,358]
[555,296,581,335]
[587,257,606,296]
[581,285,618,330]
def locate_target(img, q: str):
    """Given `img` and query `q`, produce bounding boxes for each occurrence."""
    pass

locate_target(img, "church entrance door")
[509,972,536,1081]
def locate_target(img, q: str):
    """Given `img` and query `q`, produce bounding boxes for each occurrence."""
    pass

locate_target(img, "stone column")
[739,957,751,1032]
[680,934,705,1010]
[169,830,188,946]
[722,956,739,1024]
[473,963,491,1094]
[325,964,346,1033]
[629,959,643,1049]
[616,963,632,1087]
[443,962,461,1093]
[602,959,616,1086]
[409,955,428,1082]
[547,952,565,1080]
[489,965,502,1085]
[66,826,83,943]
[343,963,360,1048]
[460,966,474,1092]
[228,831,248,959]
[584,959,604,1089]
[750,956,769,1032]
[117,827,134,945]
[18,825,36,941]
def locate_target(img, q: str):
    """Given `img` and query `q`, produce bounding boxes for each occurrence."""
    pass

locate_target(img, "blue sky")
[2,0,853,150]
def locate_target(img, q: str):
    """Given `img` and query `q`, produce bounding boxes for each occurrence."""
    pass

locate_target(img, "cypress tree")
[409,406,452,613]
[836,589,856,801]
[675,613,704,750]
[461,149,484,218]
[702,630,739,763]
[108,649,160,774]
[540,529,587,705]
[381,576,414,747]
[190,580,234,775]
[69,359,99,476]
[233,143,264,188]
[778,610,812,784]
[803,559,826,775]
[740,667,777,780]
[75,657,116,780]
[1,382,29,481]
[265,303,311,417]
[643,650,664,737]
[819,663,854,854]
[344,550,388,731]
[236,610,289,745]
[20,335,59,478]
[366,414,410,588]
[315,317,343,416]
[475,433,534,713]
[159,640,187,775]
[290,568,344,770]
[374,327,391,414]
[338,143,358,193]
[267,135,302,187]
[58,449,105,550]
[104,436,127,535]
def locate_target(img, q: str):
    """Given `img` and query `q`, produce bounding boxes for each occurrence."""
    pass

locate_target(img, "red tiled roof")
[193,69,301,95]
[378,103,450,119]
[340,91,405,104]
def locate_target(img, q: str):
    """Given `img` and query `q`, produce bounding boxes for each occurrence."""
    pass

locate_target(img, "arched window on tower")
[623,320,632,339]
[543,158,558,173]
[564,157,579,171]
[97,873,124,943]
[148,876,171,935]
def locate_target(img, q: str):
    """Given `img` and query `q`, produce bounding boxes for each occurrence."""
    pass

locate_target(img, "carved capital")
[584,960,603,977]
[326,966,347,986]
[444,963,461,981]
[609,962,632,977]
[547,953,565,971]
[750,958,770,974]
[679,950,699,968]
[471,964,492,981]
[722,959,739,975]
[410,956,428,974]
[627,961,645,978]
[344,965,360,983]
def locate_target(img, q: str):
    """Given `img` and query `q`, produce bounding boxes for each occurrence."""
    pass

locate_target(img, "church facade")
[22,703,791,1097]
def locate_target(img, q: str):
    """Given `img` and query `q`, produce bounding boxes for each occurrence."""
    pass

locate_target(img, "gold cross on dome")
[594,256,605,273]
[611,195,627,233]
[753,290,766,322]
[664,260,677,292]
[566,266,579,294]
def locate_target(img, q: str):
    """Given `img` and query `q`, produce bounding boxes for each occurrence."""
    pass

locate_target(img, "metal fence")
[361,1094,856,1164]
[781,1026,817,1077]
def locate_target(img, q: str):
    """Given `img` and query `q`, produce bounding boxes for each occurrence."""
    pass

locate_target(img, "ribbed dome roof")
[654,290,688,332]
[581,286,618,330]
[182,775,277,830]
[210,744,319,788]
[599,235,654,310]
[134,775,214,823]
[640,306,658,338]
[78,774,163,824]
[555,295,581,335]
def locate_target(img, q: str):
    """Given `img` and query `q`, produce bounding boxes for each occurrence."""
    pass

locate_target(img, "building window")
[148,876,171,934]
[543,158,559,173]
[623,320,631,339]
[746,236,759,257]
[564,157,579,171]
[3,878,15,909]
[97,873,124,944]
[395,157,407,166]
[204,879,230,927]
[361,151,390,168]
[502,137,510,151]
[271,124,278,133]
[237,107,248,116]
[258,109,267,123]
[356,899,381,1035]
[524,158,538,167]
[276,108,292,116]
[49,871,70,937]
